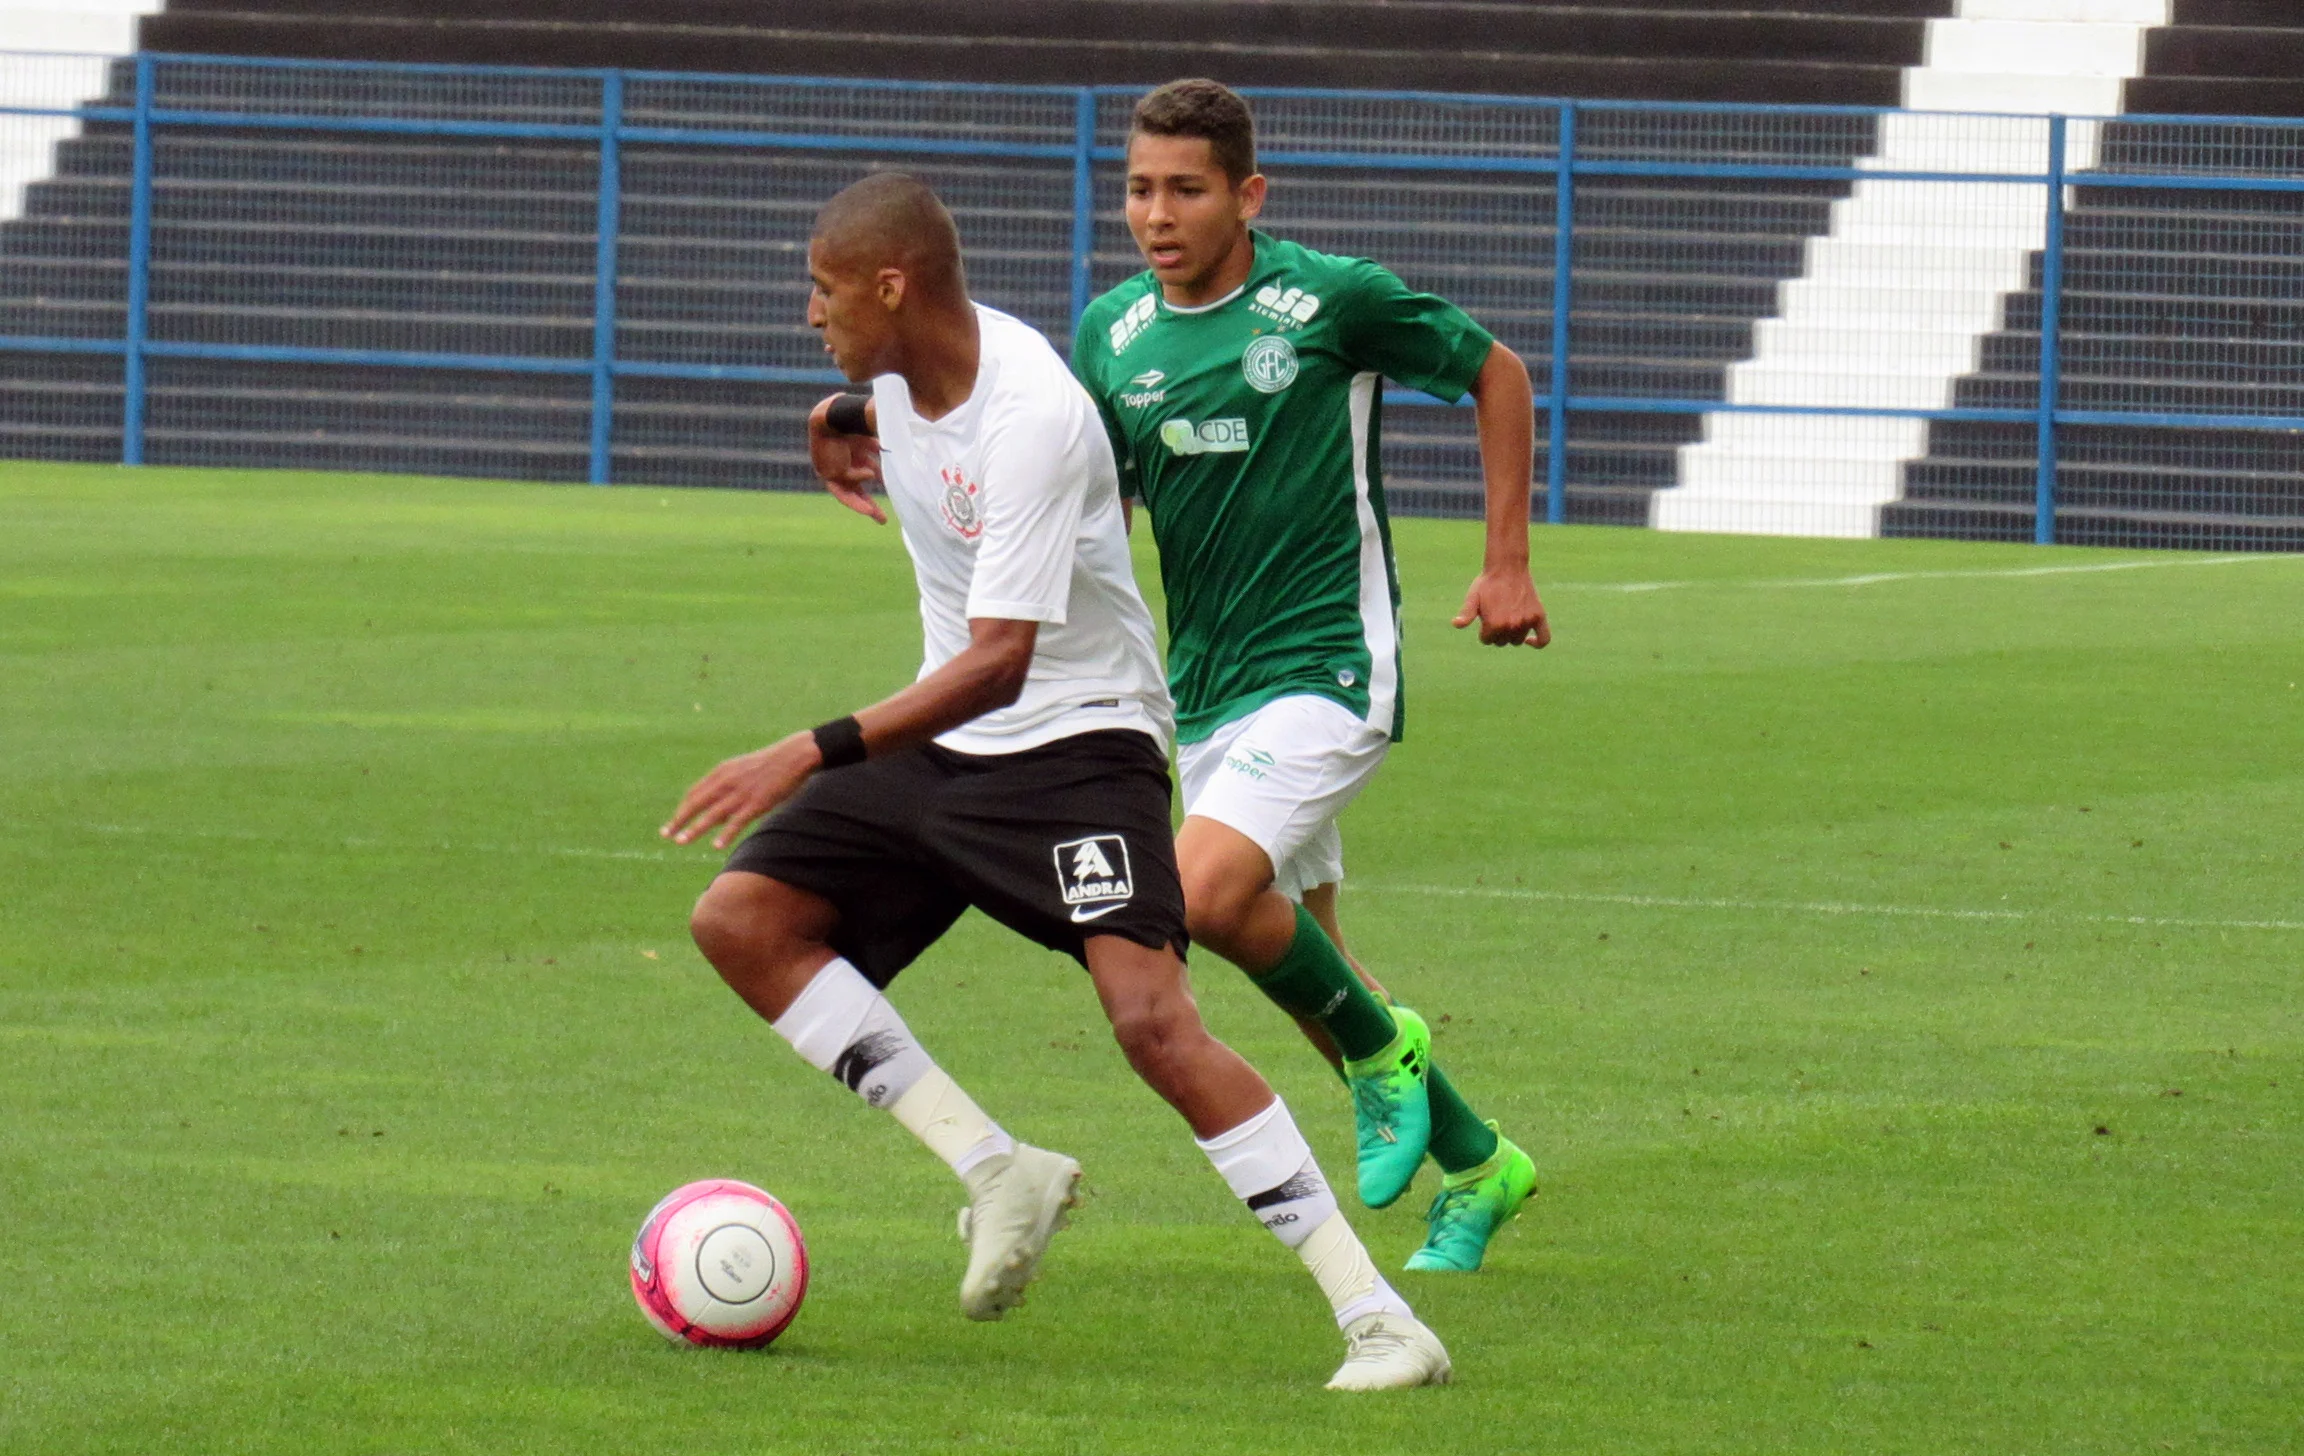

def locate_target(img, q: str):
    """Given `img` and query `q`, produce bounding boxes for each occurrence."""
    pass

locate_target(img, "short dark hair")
[812,171,964,293]
[1130,78,1257,185]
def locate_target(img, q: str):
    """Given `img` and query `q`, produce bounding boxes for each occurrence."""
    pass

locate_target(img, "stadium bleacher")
[140,1,1947,104]
[1,0,2298,546]
[1883,2,2304,549]
[2129,0,2304,118]
[1884,123,2304,550]
[3,2,1959,518]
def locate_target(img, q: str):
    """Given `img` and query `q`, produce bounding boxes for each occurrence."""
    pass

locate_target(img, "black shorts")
[723,729,1187,988]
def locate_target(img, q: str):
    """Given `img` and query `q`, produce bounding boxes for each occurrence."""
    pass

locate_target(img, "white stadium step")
[1,4,163,224]
[1652,0,2172,539]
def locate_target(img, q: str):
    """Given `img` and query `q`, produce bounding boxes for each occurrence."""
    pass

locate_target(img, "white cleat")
[1325,1312,1455,1391]
[955,1144,1082,1322]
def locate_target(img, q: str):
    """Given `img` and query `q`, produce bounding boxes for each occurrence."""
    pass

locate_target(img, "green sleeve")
[1069,310,1142,501]
[1333,260,1496,403]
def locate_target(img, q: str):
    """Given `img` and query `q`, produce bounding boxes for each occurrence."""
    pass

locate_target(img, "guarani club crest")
[1241,333,1299,394]
[938,465,983,540]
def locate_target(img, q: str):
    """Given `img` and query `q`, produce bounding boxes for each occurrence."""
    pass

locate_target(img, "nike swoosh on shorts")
[1069,902,1127,923]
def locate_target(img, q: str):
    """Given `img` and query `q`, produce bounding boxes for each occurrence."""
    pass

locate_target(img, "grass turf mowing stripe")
[46,823,2304,934]
[1361,882,2304,933]
[1564,552,2300,594]
[3,462,2298,1456]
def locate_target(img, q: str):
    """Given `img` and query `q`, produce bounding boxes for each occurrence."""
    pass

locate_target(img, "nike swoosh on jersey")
[1069,902,1128,923]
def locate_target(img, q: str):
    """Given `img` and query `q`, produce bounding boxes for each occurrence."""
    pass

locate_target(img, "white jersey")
[871,305,1173,756]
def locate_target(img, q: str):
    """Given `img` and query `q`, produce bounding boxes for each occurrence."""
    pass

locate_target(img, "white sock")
[1196,1098,1412,1329]
[1297,1213,1409,1329]
[770,958,1012,1182]
[889,1066,1015,1186]
[771,958,933,1109]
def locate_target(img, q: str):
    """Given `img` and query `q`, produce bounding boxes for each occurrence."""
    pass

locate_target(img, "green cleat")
[1403,1125,1537,1272]
[1343,1005,1432,1209]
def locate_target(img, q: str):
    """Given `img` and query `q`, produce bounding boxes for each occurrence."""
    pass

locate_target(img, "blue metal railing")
[4,52,2304,541]
[1544,102,1576,529]
[2035,113,2068,548]
[587,69,622,486]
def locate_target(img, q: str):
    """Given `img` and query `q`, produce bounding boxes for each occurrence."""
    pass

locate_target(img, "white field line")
[1568,552,2295,595]
[1357,882,2304,934]
[61,824,2302,934]
[73,822,705,864]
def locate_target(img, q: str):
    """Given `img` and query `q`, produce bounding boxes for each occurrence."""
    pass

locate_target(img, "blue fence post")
[1544,101,1575,526]
[1069,88,1096,332]
[587,70,624,486]
[2034,113,2067,546]
[121,52,155,466]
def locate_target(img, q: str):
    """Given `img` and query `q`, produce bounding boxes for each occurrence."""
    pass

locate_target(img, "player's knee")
[689,874,800,973]
[687,882,753,971]
[1108,992,1200,1081]
[1179,867,1254,948]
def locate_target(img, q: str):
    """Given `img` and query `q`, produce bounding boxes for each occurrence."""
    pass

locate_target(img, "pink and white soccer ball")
[629,1179,808,1349]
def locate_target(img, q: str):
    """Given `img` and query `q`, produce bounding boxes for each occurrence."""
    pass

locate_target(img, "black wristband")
[810,714,867,770]
[824,392,873,437]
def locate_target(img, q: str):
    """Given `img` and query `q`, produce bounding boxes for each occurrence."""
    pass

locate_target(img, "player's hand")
[1453,568,1551,649]
[807,395,885,524]
[661,732,824,850]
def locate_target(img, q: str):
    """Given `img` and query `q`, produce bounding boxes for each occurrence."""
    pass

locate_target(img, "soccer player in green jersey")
[1071,79,1551,1273]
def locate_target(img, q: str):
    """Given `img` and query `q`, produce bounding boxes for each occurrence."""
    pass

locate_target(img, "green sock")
[1245,904,1398,1062]
[1424,1063,1501,1174]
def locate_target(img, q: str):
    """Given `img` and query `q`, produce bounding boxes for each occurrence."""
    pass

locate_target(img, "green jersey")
[1071,232,1494,745]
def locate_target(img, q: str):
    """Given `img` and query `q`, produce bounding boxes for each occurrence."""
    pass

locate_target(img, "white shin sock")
[771,958,1012,1182]
[890,1066,1015,1185]
[1196,1098,1412,1329]
[1295,1212,1408,1329]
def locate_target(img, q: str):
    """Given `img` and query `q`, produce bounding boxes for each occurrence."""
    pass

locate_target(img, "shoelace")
[1344,1322,1412,1360]
[1424,1182,1478,1230]
[1351,1068,1402,1134]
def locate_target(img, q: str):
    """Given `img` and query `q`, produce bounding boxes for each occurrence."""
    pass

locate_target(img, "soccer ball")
[629,1179,808,1348]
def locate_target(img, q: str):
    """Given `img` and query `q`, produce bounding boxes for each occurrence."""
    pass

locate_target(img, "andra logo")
[938,465,982,540]
[1054,834,1134,921]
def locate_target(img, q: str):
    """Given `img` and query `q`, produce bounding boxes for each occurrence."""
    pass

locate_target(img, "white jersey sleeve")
[962,403,1087,626]
[868,305,1173,755]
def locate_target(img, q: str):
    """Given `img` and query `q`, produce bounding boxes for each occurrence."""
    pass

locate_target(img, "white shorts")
[1175,694,1390,901]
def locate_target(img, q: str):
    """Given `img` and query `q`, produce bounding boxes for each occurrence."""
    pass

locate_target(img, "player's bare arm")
[661,616,1037,848]
[1454,340,1552,649]
[808,392,886,523]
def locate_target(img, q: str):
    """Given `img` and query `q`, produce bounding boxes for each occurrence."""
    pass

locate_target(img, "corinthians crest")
[938,465,983,540]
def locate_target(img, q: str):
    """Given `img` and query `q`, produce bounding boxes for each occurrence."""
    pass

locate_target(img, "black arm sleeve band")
[824,392,874,437]
[810,714,867,770]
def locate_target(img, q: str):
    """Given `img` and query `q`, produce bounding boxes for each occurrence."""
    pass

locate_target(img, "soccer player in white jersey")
[662,173,1450,1388]
[1072,81,1552,1272]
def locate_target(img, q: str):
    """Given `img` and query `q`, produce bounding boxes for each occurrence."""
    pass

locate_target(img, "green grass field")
[3,460,2299,1455]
